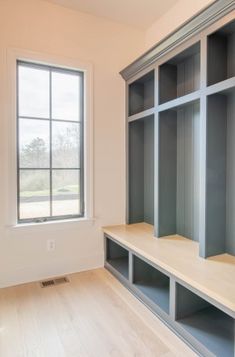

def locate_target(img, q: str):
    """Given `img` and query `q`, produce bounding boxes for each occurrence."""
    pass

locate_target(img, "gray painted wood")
[133,255,170,313]
[228,30,235,78]
[159,44,200,104]
[129,115,154,224]
[176,108,185,237]
[206,94,227,257]
[106,257,213,357]
[126,5,235,258]
[207,32,228,85]
[193,104,200,243]
[194,51,201,92]
[208,20,235,85]
[178,307,235,357]
[104,234,235,318]
[125,81,130,225]
[129,82,144,116]
[159,64,177,104]
[120,0,235,81]
[177,53,200,97]
[205,76,235,96]
[177,103,200,241]
[154,66,160,238]
[106,238,129,260]
[158,103,200,240]
[158,110,177,236]
[154,111,160,238]
[104,235,235,357]
[144,118,154,224]
[170,278,176,321]
[226,91,235,255]
[198,38,207,258]
[176,283,235,357]
[110,5,235,353]
[128,119,144,223]
[129,252,134,283]
[107,257,129,279]
[128,71,154,116]
[176,283,210,320]
[128,107,155,122]
[106,238,129,279]
[144,75,155,111]
[157,90,200,112]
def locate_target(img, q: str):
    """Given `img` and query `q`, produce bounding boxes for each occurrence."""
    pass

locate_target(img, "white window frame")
[7,48,93,227]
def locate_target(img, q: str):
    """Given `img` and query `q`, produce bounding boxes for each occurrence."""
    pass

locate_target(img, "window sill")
[8,216,96,231]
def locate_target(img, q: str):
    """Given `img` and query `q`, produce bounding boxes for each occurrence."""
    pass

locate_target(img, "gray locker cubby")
[205,89,235,257]
[128,70,154,116]
[133,255,170,313]
[128,115,154,225]
[158,101,200,240]
[159,42,200,104]
[105,2,235,356]
[176,283,235,357]
[106,238,129,279]
[207,20,235,86]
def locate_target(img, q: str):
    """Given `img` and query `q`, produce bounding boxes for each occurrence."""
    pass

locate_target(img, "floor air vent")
[40,276,69,288]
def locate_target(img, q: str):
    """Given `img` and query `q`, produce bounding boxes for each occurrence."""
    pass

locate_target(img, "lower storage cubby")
[176,283,235,357]
[133,255,170,314]
[106,238,129,279]
[104,223,235,355]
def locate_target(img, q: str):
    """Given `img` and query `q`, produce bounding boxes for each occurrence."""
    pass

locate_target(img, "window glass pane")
[17,62,84,222]
[19,170,50,219]
[18,65,49,118]
[19,119,50,168]
[52,71,81,121]
[52,170,80,216]
[52,121,80,168]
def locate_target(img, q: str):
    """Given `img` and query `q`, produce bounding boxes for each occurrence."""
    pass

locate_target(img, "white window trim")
[6,48,94,227]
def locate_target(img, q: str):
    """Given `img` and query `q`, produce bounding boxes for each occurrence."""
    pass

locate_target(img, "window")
[17,61,84,223]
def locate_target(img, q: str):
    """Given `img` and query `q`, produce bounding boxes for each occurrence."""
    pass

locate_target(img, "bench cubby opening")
[176,283,235,357]
[133,255,170,313]
[159,42,200,104]
[128,70,154,116]
[106,238,129,279]
[207,20,235,86]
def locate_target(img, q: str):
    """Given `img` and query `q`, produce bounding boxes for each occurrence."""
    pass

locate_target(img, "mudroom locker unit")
[103,1,235,356]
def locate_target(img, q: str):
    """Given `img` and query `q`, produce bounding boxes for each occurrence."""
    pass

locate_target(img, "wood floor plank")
[0,268,196,357]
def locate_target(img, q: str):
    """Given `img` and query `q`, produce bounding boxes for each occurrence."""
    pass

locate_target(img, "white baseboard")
[0,252,104,288]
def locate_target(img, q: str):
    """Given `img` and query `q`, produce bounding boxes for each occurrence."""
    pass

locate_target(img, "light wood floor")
[0,268,196,357]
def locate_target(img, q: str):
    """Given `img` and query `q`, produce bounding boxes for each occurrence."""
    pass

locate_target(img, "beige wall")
[0,0,145,287]
[0,0,217,288]
[145,0,214,49]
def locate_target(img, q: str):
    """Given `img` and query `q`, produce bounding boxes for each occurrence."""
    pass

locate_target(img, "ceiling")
[44,0,179,29]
